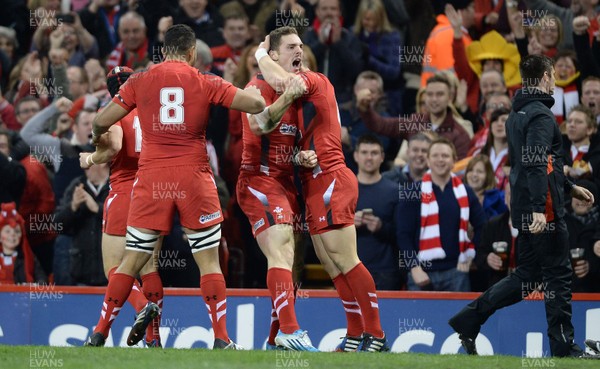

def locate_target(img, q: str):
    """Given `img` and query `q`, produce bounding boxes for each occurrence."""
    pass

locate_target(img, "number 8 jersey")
[113,60,239,169]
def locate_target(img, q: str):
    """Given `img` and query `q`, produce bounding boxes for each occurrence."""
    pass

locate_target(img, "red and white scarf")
[106,38,149,72]
[419,171,475,263]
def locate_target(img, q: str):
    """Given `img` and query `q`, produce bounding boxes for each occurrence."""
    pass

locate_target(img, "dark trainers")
[127,302,160,346]
[335,335,363,352]
[84,332,106,347]
[459,335,478,355]
[585,340,600,355]
[358,333,389,352]
[213,338,243,350]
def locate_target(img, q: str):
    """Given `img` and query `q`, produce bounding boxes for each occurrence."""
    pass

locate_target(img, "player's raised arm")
[80,125,123,169]
[246,75,306,135]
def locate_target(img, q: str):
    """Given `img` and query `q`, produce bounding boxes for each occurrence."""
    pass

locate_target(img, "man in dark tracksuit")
[448,55,596,358]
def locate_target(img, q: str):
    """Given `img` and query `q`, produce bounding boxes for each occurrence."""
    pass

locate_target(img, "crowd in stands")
[1,0,599,292]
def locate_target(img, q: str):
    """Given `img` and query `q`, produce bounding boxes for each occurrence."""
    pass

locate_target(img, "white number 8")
[160,87,184,124]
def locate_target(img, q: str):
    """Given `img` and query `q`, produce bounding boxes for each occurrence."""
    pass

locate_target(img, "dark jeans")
[450,219,582,357]
[53,235,72,285]
[371,270,403,291]
[407,267,471,292]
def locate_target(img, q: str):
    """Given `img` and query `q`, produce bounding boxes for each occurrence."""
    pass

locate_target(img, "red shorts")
[128,165,223,232]
[302,167,357,235]
[237,173,300,236]
[103,190,131,236]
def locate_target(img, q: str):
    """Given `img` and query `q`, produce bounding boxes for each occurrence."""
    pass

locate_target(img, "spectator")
[0,26,17,67]
[478,107,510,188]
[353,0,402,115]
[353,135,400,290]
[340,71,391,173]
[106,12,149,71]
[562,105,600,183]
[32,12,98,67]
[580,77,600,124]
[358,74,472,159]
[20,98,88,202]
[79,0,129,59]
[0,87,19,131]
[14,97,42,130]
[0,128,26,206]
[303,0,364,104]
[565,180,600,292]
[473,180,518,290]
[219,0,278,43]
[210,14,251,76]
[54,162,110,286]
[463,154,508,220]
[172,0,224,47]
[522,0,597,51]
[420,2,475,87]
[396,138,485,291]
[194,39,214,73]
[383,132,432,184]
[552,51,580,124]
[468,91,511,156]
[66,66,90,101]
[0,202,45,284]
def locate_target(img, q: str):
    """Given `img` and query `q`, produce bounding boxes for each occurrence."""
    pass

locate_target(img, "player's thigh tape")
[187,224,221,253]
[125,226,160,254]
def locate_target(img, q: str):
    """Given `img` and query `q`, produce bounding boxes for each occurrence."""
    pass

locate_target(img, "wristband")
[86,153,96,167]
[255,48,269,63]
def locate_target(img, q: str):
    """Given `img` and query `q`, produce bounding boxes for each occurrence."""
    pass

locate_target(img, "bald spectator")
[195,39,214,73]
[106,12,149,71]
[303,0,365,104]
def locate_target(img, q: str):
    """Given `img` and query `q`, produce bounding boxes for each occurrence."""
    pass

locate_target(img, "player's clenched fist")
[284,75,306,99]
[295,150,317,168]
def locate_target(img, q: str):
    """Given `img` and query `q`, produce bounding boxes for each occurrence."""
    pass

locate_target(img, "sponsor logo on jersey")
[279,123,298,136]
[199,210,221,224]
[253,218,265,232]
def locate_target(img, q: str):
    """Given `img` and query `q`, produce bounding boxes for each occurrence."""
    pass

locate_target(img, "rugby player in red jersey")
[237,27,318,351]
[254,27,389,352]
[89,24,265,349]
[81,67,164,348]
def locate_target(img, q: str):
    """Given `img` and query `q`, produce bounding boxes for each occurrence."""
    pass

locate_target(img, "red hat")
[0,202,35,283]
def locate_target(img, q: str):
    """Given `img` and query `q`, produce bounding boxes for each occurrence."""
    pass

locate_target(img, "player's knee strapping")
[187,224,221,253]
[125,226,160,254]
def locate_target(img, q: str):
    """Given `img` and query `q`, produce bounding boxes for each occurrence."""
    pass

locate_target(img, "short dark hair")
[15,96,41,113]
[269,26,299,52]
[224,13,249,26]
[520,54,553,88]
[164,24,196,55]
[427,137,457,160]
[425,74,451,90]
[355,134,383,152]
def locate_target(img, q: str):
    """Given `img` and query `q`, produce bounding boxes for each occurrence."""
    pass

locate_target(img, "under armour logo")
[107,297,119,304]
[319,216,326,222]
[205,295,218,302]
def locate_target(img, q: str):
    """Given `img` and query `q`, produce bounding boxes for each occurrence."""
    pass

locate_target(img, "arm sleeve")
[51,64,71,99]
[467,186,486,248]
[368,32,401,80]
[202,73,239,108]
[453,38,477,88]
[475,220,493,271]
[396,194,420,268]
[573,32,600,80]
[524,113,555,213]
[358,106,408,139]
[515,36,529,59]
[19,104,62,172]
